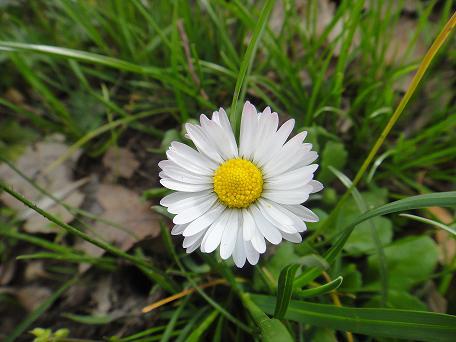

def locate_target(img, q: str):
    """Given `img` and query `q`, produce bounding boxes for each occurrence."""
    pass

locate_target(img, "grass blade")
[241,293,293,342]
[273,264,300,319]
[294,276,343,299]
[295,192,456,287]
[252,294,456,342]
[400,213,456,236]
[229,0,275,137]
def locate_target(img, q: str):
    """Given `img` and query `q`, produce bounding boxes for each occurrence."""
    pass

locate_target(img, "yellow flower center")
[213,159,263,208]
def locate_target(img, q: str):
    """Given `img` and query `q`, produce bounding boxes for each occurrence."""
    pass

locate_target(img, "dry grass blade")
[142,278,228,313]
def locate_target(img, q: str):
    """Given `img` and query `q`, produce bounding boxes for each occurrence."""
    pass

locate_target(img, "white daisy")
[159,101,323,267]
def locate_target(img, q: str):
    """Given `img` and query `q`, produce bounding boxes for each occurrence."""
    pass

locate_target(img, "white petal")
[173,196,217,224]
[171,142,218,169]
[252,111,279,164]
[200,115,238,160]
[262,133,309,177]
[282,231,303,243]
[239,101,258,159]
[265,164,318,190]
[185,123,224,163]
[251,228,266,253]
[183,202,225,236]
[160,178,213,192]
[160,164,213,184]
[257,199,302,233]
[167,193,215,215]
[309,180,324,193]
[245,241,260,265]
[262,184,313,205]
[256,119,295,167]
[201,209,230,253]
[283,205,319,222]
[183,230,206,248]
[242,209,256,241]
[160,190,211,207]
[166,149,212,176]
[158,159,177,171]
[186,233,205,253]
[250,205,282,245]
[220,210,239,260]
[215,108,238,156]
[171,224,187,235]
[298,151,319,167]
[232,228,247,267]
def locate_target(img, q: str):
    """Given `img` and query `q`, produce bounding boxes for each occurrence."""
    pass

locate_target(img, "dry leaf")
[269,1,284,35]
[0,134,84,233]
[76,184,160,268]
[426,282,448,313]
[24,261,48,281]
[4,88,25,105]
[384,18,427,92]
[0,261,16,286]
[313,0,360,56]
[16,286,52,312]
[91,277,113,315]
[103,147,140,179]
[430,207,455,265]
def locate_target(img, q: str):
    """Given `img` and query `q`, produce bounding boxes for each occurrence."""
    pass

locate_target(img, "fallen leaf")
[76,184,160,269]
[426,281,448,313]
[102,147,140,179]
[16,286,52,312]
[428,207,453,225]
[91,277,112,315]
[430,207,455,265]
[4,88,25,105]
[313,0,360,56]
[0,134,84,233]
[24,261,48,281]
[384,17,427,92]
[0,260,15,286]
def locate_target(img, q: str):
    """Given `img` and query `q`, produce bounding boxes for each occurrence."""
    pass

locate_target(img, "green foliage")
[319,141,348,184]
[252,294,456,342]
[366,236,439,291]
[0,0,455,340]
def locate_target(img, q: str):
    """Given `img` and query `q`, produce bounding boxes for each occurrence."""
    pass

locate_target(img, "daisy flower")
[159,101,323,267]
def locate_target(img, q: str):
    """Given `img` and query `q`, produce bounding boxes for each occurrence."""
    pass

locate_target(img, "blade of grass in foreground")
[229,0,275,138]
[241,293,294,342]
[294,191,456,288]
[251,294,456,342]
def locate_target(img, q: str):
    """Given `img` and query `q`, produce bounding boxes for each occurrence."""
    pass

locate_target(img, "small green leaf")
[339,264,362,291]
[366,236,439,291]
[319,141,348,183]
[365,289,428,311]
[344,216,392,255]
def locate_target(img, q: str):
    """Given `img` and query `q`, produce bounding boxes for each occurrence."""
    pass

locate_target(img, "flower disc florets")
[213,158,263,208]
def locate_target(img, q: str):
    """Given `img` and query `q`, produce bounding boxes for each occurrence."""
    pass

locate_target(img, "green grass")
[0,0,455,341]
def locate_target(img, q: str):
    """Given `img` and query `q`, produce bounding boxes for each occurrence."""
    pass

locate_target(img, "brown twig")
[142,278,227,313]
[177,19,209,100]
